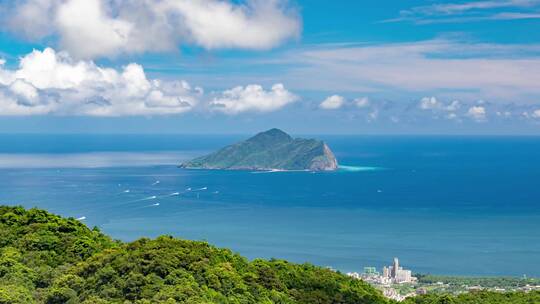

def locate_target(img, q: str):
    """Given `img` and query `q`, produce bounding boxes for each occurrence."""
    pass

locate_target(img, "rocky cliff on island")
[179,128,338,171]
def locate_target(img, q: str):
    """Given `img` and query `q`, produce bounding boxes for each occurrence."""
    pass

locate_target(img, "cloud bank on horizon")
[0,0,540,131]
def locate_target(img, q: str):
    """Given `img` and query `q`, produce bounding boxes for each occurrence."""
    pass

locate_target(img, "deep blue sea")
[1,134,539,277]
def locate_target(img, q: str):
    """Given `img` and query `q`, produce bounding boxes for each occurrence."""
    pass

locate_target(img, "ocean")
[0,134,539,277]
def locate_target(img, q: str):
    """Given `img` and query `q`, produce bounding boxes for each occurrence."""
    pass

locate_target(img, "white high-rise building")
[382,257,416,283]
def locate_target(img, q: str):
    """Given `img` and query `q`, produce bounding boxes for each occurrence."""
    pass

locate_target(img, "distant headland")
[179,128,338,171]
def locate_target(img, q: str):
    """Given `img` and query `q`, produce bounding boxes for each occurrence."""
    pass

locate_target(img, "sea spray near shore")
[339,165,383,172]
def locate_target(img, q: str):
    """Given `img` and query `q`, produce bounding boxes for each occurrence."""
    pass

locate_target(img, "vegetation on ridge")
[416,274,540,289]
[402,291,540,304]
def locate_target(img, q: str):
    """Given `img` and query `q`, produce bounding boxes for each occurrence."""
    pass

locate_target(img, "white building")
[382,257,416,284]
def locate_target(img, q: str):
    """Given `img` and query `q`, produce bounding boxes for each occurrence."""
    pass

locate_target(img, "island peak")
[246,128,293,146]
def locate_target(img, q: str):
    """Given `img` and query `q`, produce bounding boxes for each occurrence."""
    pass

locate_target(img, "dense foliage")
[0,206,386,303]
[416,274,540,288]
[402,291,540,304]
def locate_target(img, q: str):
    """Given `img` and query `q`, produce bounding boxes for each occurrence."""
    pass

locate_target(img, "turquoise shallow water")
[0,134,539,276]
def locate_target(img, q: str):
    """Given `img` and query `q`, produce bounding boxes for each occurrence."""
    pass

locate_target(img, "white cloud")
[320,95,345,110]
[0,59,9,84]
[4,0,301,58]
[385,0,540,23]
[210,83,297,114]
[446,112,458,120]
[419,97,461,112]
[467,106,487,121]
[54,0,133,59]
[0,48,201,116]
[6,0,58,39]
[417,0,537,15]
[446,100,461,111]
[532,109,540,118]
[1,48,303,117]
[368,109,379,122]
[0,93,52,115]
[496,111,512,118]
[419,96,441,110]
[354,97,370,108]
[9,79,39,104]
[166,0,300,50]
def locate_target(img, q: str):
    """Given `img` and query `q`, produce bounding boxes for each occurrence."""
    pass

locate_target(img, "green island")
[179,129,338,171]
[1,205,539,304]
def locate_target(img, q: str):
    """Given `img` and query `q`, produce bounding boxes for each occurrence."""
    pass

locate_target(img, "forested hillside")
[402,291,540,304]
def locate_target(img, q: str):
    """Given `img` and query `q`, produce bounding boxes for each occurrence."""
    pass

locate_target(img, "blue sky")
[1,0,540,134]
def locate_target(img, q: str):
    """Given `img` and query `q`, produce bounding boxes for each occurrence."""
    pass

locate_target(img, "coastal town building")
[364,267,380,276]
[382,257,416,283]
[347,257,416,285]
[346,257,418,301]
[347,258,540,302]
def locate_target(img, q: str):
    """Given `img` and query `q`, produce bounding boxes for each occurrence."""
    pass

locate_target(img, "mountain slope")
[180,128,338,171]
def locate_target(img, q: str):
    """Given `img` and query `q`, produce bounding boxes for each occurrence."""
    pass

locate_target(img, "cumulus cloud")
[411,97,540,123]
[446,100,461,111]
[496,111,512,118]
[0,48,201,116]
[209,83,298,114]
[354,97,370,108]
[368,109,379,121]
[4,0,301,58]
[467,106,487,121]
[320,95,345,110]
[9,79,39,104]
[54,0,133,59]
[419,96,461,112]
[419,96,441,110]
[446,112,458,120]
